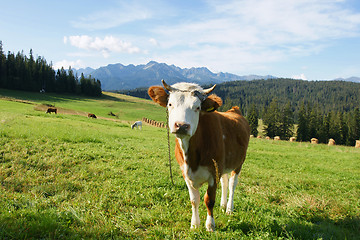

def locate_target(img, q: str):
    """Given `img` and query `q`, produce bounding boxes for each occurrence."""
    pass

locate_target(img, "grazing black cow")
[46,107,57,114]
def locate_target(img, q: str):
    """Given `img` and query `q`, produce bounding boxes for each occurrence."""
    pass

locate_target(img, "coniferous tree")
[328,111,341,144]
[347,108,360,146]
[247,104,259,137]
[263,99,281,138]
[6,51,16,89]
[318,113,330,143]
[296,103,309,141]
[308,106,322,141]
[0,41,6,88]
[67,66,76,93]
[280,102,294,140]
[0,42,101,96]
[339,112,348,145]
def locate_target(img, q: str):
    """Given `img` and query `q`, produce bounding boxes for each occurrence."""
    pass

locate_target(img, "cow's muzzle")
[174,122,190,136]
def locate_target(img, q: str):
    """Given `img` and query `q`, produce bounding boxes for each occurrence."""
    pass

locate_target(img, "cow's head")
[148,80,222,138]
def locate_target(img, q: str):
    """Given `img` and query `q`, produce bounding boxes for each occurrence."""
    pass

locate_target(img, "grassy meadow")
[0,89,359,239]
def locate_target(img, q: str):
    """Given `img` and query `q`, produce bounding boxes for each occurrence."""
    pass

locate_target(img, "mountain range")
[73,61,360,90]
[73,61,276,90]
[334,76,360,83]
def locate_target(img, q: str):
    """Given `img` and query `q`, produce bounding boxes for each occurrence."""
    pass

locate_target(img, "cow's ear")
[148,86,168,107]
[201,94,223,112]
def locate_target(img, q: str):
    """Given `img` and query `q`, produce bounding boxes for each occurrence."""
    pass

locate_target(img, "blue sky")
[1,0,360,80]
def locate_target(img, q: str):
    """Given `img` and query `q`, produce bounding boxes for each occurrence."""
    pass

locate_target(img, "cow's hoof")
[190,224,200,230]
[226,210,233,215]
[205,216,215,232]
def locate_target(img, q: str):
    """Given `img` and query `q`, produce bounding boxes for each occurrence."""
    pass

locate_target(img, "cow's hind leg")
[220,174,229,209]
[185,180,200,229]
[226,170,240,214]
[204,184,217,231]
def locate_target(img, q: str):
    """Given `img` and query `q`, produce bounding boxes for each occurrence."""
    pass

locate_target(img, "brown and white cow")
[148,80,250,231]
[88,113,97,119]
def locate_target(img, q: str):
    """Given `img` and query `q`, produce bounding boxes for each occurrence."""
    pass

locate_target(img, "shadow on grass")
[0,88,140,106]
[222,214,360,239]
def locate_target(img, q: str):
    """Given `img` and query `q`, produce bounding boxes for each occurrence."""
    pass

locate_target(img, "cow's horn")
[161,79,174,92]
[203,84,216,94]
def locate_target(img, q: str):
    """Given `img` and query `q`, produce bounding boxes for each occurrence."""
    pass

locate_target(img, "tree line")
[120,79,360,146]
[0,41,102,97]
[246,99,360,147]
[215,78,360,118]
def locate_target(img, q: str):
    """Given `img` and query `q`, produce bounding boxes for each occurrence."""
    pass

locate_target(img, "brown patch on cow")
[204,185,216,216]
[148,86,168,107]
[175,107,250,178]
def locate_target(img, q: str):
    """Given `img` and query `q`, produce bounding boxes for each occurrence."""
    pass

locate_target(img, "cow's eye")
[168,103,172,107]
[196,106,200,111]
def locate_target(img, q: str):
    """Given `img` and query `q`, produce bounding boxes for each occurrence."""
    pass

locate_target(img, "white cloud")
[149,38,158,46]
[292,73,308,80]
[150,0,360,73]
[65,35,141,57]
[53,59,85,70]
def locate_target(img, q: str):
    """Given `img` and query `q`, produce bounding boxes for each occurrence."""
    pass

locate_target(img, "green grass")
[0,89,359,239]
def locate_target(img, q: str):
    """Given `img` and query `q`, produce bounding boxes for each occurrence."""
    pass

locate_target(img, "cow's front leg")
[185,179,200,229]
[204,183,217,231]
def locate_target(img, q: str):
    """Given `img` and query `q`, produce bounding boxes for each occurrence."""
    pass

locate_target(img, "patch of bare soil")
[0,97,35,105]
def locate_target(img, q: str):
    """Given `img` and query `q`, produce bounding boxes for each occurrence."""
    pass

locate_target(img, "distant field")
[0,89,359,239]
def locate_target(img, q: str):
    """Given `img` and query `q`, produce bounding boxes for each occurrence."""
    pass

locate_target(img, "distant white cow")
[131,121,142,130]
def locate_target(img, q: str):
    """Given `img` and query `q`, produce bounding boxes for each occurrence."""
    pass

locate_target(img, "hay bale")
[328,138,336,146]
[311,138,318,144]
[265,136,271,140]
[274,136,280,141]
[355,140,360,148]
[289,137,296,142]
[257,136,262,139]
[250,135,254,138]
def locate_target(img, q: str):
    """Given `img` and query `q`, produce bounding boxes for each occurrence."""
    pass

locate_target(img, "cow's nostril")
[174,122,190,134]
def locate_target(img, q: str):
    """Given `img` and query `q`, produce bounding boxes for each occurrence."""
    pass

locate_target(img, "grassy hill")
[0,89,359,239]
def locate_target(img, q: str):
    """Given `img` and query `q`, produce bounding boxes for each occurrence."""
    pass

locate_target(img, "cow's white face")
[148,81,217,140]
[167,89,202,138]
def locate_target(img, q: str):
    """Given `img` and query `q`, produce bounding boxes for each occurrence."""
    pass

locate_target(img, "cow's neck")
[176,118,203,166]
[177,136,191,160]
